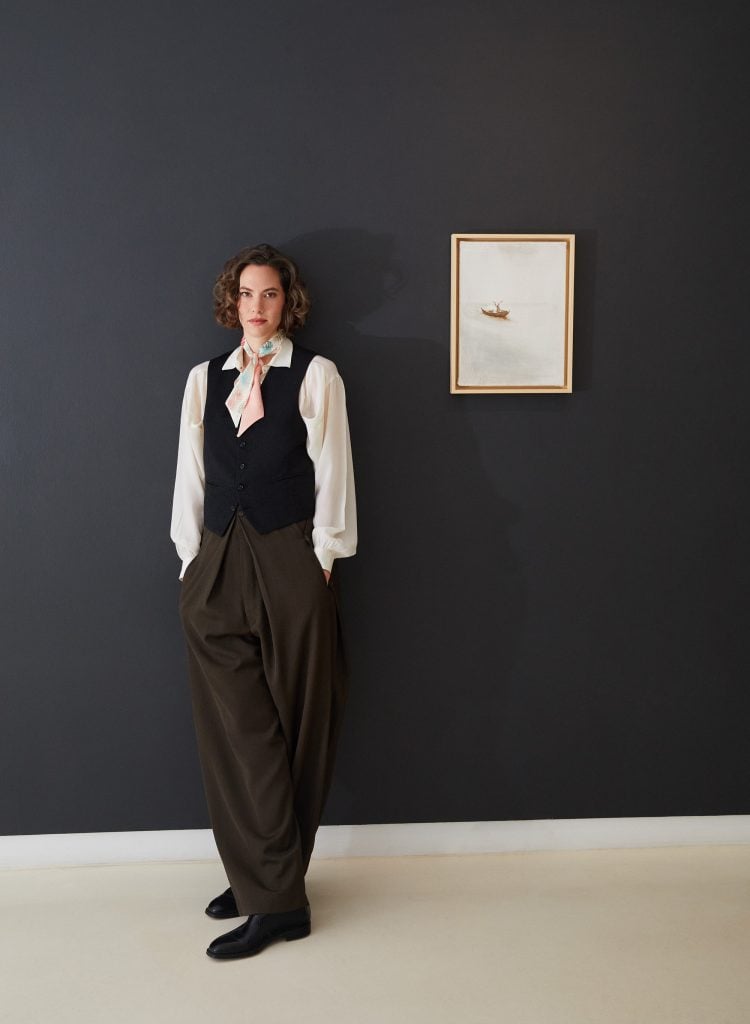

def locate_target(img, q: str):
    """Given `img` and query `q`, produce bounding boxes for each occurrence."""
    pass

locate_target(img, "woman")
[171,243,356,960]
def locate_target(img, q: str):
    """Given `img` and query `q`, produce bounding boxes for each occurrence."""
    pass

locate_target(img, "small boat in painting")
[481,302,509,319]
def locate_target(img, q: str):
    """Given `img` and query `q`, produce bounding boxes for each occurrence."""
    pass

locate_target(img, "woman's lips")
[248,318,266,325]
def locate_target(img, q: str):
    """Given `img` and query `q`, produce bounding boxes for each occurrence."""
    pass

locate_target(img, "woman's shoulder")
[188,358,211,376]
[184,345,237,383]
[183,359,210,388]
[305,351,342,384]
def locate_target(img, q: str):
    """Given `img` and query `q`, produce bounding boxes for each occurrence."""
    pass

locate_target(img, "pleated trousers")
[178,509,348,915]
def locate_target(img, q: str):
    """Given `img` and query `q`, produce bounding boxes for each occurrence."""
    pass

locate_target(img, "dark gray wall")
[2,0,748,835]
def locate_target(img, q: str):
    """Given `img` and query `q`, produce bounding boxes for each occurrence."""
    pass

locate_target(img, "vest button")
[239,463,245,470]
[237,483,244,490]
[239,440,246,448]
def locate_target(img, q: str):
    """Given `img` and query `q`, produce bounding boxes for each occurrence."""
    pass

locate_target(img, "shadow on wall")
[283,228,527,824]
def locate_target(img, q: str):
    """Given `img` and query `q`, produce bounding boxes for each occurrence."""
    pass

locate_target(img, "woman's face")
[236,264,286,348]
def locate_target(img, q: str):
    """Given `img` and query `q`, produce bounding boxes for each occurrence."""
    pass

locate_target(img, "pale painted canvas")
[455,238,571,390]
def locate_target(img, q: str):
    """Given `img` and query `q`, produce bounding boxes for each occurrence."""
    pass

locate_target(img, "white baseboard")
[1,816,749,870]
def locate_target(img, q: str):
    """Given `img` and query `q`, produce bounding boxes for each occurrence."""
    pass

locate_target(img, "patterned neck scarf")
[225,333,284,435]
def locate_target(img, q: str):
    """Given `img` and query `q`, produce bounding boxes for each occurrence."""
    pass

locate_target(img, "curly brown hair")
[212,243,311,335]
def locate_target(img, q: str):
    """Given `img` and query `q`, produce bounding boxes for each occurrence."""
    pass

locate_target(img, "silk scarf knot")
[225,334,283,436]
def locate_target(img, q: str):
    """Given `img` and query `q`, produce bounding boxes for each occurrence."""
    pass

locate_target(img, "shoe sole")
[206,923,311,960]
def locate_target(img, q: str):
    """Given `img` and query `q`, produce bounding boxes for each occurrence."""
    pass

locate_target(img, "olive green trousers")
[178,510,348,915]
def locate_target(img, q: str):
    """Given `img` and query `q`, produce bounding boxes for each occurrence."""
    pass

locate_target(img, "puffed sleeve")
[299,356,357,573]
[170,362,208,580]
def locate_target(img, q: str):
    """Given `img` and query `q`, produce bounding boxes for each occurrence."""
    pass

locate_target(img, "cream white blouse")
[170,336,357,580]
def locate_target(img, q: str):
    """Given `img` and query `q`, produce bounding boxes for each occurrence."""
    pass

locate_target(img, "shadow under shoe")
[206,906,312,960]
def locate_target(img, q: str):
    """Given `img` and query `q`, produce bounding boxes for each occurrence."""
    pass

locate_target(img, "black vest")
[203,344,317,536]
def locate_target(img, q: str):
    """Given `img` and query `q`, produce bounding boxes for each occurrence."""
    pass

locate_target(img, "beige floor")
[1,846,749,1024]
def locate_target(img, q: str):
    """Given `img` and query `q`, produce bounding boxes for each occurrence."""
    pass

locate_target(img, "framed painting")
[450,233,575,393]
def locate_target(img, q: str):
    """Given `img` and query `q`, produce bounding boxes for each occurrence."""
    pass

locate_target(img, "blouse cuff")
[314,546,336,573]
[179,553,198,580]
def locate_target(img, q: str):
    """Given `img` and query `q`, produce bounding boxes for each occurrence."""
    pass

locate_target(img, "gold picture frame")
[450,233,575,394]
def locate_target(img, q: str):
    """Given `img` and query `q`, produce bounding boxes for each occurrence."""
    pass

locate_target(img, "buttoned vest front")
[203,344,317,536]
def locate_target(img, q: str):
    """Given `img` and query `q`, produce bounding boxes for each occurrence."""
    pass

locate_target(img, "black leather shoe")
[206,906,311,960]
[205,887,240,919]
